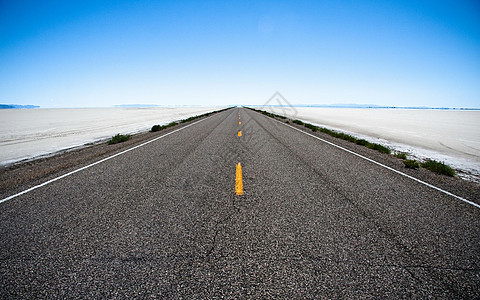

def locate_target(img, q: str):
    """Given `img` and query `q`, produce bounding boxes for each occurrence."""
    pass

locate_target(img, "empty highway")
[1,107,479,298]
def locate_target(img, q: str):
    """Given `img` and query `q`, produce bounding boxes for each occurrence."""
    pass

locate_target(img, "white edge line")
[276,119,480,209]
[0,116,211,204]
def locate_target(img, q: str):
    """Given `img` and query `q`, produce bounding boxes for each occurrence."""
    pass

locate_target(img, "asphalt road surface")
[1,107,479,298]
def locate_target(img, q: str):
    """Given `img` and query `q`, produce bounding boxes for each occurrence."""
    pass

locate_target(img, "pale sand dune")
[267,107,480,178]
[0,107,222,165]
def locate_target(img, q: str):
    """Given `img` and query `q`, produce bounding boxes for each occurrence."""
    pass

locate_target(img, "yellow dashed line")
[235,163,243,195]
[235,112,244,195]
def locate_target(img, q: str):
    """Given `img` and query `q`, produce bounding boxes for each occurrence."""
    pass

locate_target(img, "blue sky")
[0,0,479,108]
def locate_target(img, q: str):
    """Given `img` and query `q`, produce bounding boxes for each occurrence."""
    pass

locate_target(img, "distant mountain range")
[114,104,161,108]
[0,104,40,109]
[114,104,204,108]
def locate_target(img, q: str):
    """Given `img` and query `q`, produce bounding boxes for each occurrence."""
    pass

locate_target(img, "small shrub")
[336,132,357,143]
[367,143,391,154]
[180,116,196,123]
[304,123,319,132]
[403,159,419,169]
[293,120,304,125]
[151,121,178,132]
[395,152,407,159]
[108,134,130,145]
[421,160,455,177]
[356,139,370,147]
[319,127,334,135]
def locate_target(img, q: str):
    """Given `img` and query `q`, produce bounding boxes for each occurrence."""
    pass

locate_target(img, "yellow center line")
[235,162,243,195]
[238,131,242,137]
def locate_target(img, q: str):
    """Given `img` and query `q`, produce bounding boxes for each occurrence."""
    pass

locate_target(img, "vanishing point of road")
[1,107,479,298]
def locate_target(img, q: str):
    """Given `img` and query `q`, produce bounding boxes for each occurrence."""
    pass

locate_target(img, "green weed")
[421,160,455,177]
[403,159,419,169]
[108,134,130,145]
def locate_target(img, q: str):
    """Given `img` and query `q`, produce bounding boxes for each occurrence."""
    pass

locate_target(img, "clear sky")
[1,0,479,108]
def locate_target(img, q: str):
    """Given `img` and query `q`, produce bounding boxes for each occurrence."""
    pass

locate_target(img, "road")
[1,107,479,298]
